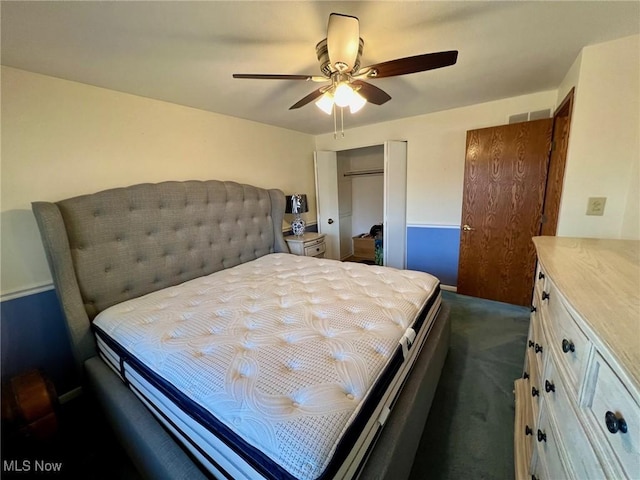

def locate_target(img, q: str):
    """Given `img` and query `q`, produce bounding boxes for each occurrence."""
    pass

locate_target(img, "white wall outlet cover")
[586,197,607,216]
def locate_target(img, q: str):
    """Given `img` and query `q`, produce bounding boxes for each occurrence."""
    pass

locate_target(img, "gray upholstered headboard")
[32,180,288,367]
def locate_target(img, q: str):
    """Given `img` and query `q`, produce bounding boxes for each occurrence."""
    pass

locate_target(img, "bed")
[32,180,450,480]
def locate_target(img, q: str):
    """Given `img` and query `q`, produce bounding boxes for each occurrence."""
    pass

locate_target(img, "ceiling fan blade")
[352,80,392,105]
[327,13,360,73]
[233,74,317,81]
[361,50,458,78]
[289,88,326,110]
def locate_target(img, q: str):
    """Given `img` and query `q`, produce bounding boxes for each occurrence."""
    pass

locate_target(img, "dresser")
[514,237,640,479]
[285,232,326,258]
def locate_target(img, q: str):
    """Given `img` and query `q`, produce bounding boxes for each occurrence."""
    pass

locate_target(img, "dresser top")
[533,236,640,388]
[284,232,325,244]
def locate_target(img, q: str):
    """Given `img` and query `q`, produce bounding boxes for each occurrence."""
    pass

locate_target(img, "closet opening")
[338,145,384,264]
[315,140,407,269]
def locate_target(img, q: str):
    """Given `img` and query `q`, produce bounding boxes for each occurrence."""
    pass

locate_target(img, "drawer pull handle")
[528,340,535,348]
[538,272,545,280]
[605,411,628,434]
[532,386,539,397]
[542,291,550,301]
[525,425,533,436]
[523,372,529,380]
[531,305,537,313]
[562,339,575,353]
[534,343,543,354]
[545,380,555,393]
[537,429,547,442]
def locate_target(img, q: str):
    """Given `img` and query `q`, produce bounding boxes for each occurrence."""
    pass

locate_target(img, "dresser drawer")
[530,450,544,480]
[285,234,326,258]
[527,348,543,418]
[541,278,590,398]
[586,352,640,479]
[534,263,548,298]
[542,354,607,478]
[524,310,539,378]
[514,379,535,480]
[528,304,547,393]
[535,406,569,480]
[304,241,326,257]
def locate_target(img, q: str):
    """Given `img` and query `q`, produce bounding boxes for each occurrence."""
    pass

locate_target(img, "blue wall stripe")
[1,289,78,393]
[406,226,460,286]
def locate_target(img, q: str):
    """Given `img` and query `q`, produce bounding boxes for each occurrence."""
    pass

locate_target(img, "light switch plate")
[586,197,607,216]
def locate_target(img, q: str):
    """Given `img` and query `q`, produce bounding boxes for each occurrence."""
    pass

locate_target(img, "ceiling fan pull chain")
[333,105,338,139]
[341,107,345,138]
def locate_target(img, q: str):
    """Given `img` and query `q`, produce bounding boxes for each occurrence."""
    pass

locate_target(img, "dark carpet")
[1,291,529,479]
[409,291,530,480]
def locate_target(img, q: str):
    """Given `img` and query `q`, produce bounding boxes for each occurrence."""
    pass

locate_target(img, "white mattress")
[93,253,441,480]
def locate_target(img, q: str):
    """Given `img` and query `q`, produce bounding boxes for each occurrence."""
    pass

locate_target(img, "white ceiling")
[2,1,638,135]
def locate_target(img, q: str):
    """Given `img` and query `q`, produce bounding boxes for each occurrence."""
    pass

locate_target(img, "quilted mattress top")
[93,253,440,479]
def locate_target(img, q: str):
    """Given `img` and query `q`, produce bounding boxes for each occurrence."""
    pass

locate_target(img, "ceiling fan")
[233,13,458,115]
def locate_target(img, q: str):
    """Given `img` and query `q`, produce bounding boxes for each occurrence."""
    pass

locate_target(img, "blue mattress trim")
[92,283,441,480]
[94,324,294,479]
[127,379,228,480]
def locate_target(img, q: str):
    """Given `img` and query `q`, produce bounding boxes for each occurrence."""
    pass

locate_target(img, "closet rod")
[343,169,384,177]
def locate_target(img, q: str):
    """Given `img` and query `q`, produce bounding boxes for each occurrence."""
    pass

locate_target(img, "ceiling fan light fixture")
[315,92,334,114]
[334,82,354,108]
[234,12,458,122]
[349,90,367,114]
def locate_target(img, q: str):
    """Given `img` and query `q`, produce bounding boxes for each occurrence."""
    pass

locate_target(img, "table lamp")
[285,194,309,236]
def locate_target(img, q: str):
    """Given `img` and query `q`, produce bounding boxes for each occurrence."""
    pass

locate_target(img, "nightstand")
[285,232,326,258]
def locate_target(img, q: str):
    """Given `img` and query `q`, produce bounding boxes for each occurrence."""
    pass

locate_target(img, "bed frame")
[32,180,450,479]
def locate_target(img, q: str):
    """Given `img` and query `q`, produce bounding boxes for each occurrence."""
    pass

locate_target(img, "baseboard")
[59,386,83,404]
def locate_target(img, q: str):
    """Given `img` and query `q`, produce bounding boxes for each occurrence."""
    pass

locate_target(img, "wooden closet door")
[457,119,552,306]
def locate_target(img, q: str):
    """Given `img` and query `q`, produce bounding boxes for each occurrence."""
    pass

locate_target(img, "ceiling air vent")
[508,108,552,124]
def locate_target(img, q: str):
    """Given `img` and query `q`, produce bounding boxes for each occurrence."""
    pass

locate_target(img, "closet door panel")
[384,141,408,269]
[314,150,341,260]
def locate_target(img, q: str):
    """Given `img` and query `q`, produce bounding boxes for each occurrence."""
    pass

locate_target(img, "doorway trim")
[540,88,574,236]
[314,140,408,269]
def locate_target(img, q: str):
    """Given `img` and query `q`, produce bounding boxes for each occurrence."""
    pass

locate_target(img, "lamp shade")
[315,93,334,115]
[285,194,308,214]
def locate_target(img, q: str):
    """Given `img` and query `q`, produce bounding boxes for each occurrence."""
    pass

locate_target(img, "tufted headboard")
[32,180,288,367]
